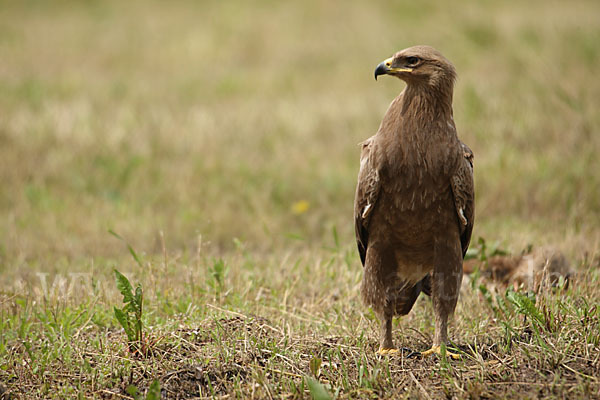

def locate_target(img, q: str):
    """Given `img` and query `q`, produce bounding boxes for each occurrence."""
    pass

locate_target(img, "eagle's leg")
[422,231,463,360]
[376,314,397,355]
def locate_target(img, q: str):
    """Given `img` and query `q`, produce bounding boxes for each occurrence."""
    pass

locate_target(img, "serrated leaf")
[496,292,510,316]
[507,290,544,326]
[307,377,332,400]
[114,307,135,342]
[114,269,134,304]
[134,284,143,308]
[124,302,138,314]
[114,306,129,330]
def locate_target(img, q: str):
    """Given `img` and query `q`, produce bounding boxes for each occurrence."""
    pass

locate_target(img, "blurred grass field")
[1,0,599,398]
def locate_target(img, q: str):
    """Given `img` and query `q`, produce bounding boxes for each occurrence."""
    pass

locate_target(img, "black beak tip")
[374,62,388,81]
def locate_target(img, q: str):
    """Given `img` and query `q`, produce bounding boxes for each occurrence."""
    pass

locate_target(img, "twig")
[561,363,599,382]
[409,372,432,400]
[207,304,248,319]
[101,389,134,399]
[407,327,431,345]
[263,305,347,332]
[486,381,583,386]
[255,364,303,379]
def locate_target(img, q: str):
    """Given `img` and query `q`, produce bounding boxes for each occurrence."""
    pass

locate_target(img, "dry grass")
[1,0,599,398]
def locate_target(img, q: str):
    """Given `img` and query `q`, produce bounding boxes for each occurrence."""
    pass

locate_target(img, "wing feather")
[354,137,381,266]
[451,141,475,258]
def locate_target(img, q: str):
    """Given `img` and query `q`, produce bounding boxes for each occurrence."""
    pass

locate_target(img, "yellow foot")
[421,345,460,359]
[376,347,399,355]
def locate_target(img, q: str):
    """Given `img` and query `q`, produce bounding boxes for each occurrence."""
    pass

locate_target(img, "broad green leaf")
[307,377,332,400]
[126,385,141,400]
[146,380,161,400]
[114,306,135,342]
[309,357,322,377]
[124,302,138,313]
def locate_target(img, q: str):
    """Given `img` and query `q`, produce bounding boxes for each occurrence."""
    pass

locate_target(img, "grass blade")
[109,229,143,268]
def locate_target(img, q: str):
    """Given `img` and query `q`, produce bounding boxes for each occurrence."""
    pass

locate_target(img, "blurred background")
[1,0,599,282]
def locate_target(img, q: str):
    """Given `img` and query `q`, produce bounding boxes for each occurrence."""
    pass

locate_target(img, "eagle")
[354,45,474,357]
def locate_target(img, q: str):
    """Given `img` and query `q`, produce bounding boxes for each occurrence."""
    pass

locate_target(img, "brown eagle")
[354,45,474,357]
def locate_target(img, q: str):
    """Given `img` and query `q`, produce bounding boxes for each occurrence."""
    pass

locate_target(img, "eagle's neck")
[401,81,454,125]
[380,78,459,180]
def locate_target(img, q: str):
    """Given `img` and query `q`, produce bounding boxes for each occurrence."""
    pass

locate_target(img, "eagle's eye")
[406,56,420,66]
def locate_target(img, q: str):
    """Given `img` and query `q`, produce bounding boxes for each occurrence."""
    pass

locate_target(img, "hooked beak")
[374,57,413,80]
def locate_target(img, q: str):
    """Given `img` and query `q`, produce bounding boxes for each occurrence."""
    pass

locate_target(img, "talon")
[377,347,399,355]
[421,345,460,359]
[406,350,421,359]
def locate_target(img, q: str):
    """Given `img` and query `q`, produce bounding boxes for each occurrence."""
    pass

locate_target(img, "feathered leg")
[377,313,397,355]
[364,247,429,355]
[377,276,429,355]
[422,228,463,359]
[362,247,398,355]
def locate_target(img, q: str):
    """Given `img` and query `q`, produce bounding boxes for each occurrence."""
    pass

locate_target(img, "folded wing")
[451,141,475,258]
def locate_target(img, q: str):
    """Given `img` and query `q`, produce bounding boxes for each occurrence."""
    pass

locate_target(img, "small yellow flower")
[291,200,310,215]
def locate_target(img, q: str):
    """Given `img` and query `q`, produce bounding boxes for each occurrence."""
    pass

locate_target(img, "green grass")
[1,0,599,398]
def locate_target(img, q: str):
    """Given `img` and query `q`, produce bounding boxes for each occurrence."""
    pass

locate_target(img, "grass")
[1,0,599,398]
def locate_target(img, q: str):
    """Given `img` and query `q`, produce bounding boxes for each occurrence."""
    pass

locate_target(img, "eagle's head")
[374,45,456,88]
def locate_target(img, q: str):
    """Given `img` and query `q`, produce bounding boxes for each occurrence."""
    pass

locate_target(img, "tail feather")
[392,274,432,315]
[420,274,432,296]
